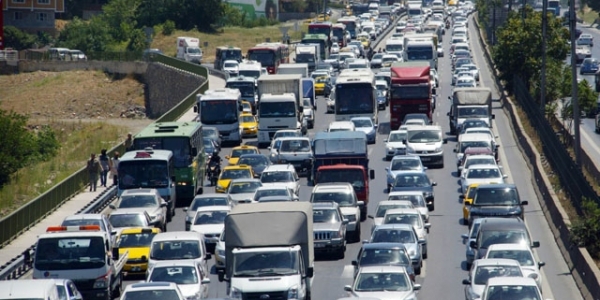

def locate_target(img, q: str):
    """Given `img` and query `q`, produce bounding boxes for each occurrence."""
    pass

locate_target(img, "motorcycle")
[446,20,451,29]
[207,159,221,187]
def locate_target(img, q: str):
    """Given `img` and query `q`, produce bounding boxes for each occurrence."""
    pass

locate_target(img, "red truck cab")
[314,164,375,221]
[389,62,433,130]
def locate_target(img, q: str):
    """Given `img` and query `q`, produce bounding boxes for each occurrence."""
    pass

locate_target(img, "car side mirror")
[532,241,540,248]
[218,271,225,282]
[492,114,496,119]
[418,239,426,244]
[461,233,468,241]
[383,139,388,142]
[453,148,457,153]
[413,283,422,290]
[424,223,431,229]
[431,182,437,186]
[344,285,352,292]
[538,261,546,268]
[368,215,374,219]
[443,138,448,144]
[205,253,212,259]
[225,155,230,159]
[369,169,375,179]
[307,267,314,278]
[194,106,199,113]
[469,241,477,249]
[109,204,116,210]
[357,201,365,206]
[342,219,349,225]
[183,207,189,212]
[160,202,168,207]
[462,279,471,285]
[521,200,529,205]
[502,174,508,179]
[191,148,198,157]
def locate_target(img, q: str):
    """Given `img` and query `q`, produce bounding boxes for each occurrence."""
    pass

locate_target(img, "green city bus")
[132,122,206,204]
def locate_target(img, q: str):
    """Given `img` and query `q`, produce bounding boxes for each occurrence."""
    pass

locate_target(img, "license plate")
[314,244,326,248]
[131,266,141,272]
[421,157,431,161]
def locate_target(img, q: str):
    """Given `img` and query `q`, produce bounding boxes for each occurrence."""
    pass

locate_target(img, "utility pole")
[570,0,582,165]
[540,0,548,112]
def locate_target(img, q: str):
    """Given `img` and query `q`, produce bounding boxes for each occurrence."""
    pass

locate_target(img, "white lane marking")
[420,260,427,278]
[341,265,355,278]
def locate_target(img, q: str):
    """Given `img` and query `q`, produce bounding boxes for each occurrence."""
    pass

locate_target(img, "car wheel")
[167,212,173,222]
[465,261,472,270]
[415,265,422,275]
[337,247,345,260]
[352,222,361,243]
[463,217,469,226]
[423,250,428,259]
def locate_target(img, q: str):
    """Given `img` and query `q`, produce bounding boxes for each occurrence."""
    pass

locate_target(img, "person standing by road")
[111,152,120,186]
[124,132,134,152]
[87,153,101,192]
[99,149,110,187]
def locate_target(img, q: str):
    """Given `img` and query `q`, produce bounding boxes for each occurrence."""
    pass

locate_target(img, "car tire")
[352,223,361,243]
[463,218,469,226]
[415,264,422,275]
[337,248,345,260]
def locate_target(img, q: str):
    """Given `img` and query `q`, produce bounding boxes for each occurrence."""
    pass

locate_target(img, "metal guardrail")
[0,54,209,281]
[0,50,18,61]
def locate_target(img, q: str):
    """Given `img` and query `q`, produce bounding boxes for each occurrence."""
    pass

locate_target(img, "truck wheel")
[337,247,345,260]
[167,211,173,222]
[360,207,367,222]
[113,275,123,298]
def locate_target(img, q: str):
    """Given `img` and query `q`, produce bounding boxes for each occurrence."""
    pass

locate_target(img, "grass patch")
[0,120,127,217]
[151,23,309,64]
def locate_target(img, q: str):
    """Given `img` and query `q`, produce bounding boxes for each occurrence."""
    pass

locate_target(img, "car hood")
[391,186,432,194]
[386,142,406,149]
[314,222,341,231]
[119,246,150,261]
[228,192,256,204]
[352,290,415,300]
[232,275,299,292]
[190,224,224,236]
[356,127,375,135]
[469,205,522,217]
[462,178,503,187]
[340,206,359,217]
[217,179,233,189]
[178,284,202,298]
[228,157,240,165]
[371,59,383,64]
[407,142,440,151]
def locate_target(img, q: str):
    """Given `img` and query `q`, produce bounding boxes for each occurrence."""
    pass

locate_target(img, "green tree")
[56,17,112,53]
[136,0,171,28]
[561,79,598,119]
[173,0,224,32]
[3,26,37,50]
[570,198,600,258]
[126,28,148,52]
[0,110,37,186]
[100,0,142,42]
[493,7,569,89]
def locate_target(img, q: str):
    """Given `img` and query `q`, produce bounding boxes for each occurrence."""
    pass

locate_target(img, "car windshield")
[240,115,255,123]
[388,194,426,207]
[487,249,536,266]
[280,140,311,152]
[407,130,441,143]
[480,230,529,248]
[149,266,198,285]
[355,272,410,292]
[460,141,491,153]
[232,148,257,158]
[312,192,355,207]
[388,132,407,142]
[124,290,181,300]
[474,265,523,285]
[150,240,201,260]
[117,231,157,248]
[261,171,293,183]
[384,213,421,228]
[191,197,228,210]
[372,53,384,60]
[372,229,415,243]
[465,158,496,169]
[221,169,251,180]
[359,248,411,266]
[393,174,430,187]
[109,214,146,228]
[194,210,228,225]
[473,188,519,205]
[352,119,373,128]
[238,156,269,168]
[376,204,412,217]
[313,209,341,223]
[229,182,261,194]
[391,159,421,171]
[484,285,541,300]
[254,189,288,200]
[466,168,501,179]
[118,195,158,208]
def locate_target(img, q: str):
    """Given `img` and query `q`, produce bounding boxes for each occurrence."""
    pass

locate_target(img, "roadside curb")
[473,12,600,299]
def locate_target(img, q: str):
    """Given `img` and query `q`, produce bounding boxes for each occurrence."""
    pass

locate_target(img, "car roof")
[479,218,526,231]
[465,154,496,160]
[121,188,159,196]
[361,242,408,250]
[229,178,262,184]
[193,193,229,200]
[63,214,105,221]
[476,183,516,190]
[459,133,493,141]
[486,243,531,251]
[313,182,354,191]
[375,223,414,230]
[385,208,421,215]
[127,281,179,291]
[467,164,500,170]
[109,209,148,215]
[151,260,198,268]
[312,201,340,209]
[486,277,538,287]
[193,205,231,213]
[152,231,204,241]
[388,191,425,197]
[223,164,253,170]
[263,164,296,172]
[391,155,421,161]
[120,227,160,234]
[256,185,290,191]
[474,258,522,267]
[389,130,408,135]
[358,265,408,273]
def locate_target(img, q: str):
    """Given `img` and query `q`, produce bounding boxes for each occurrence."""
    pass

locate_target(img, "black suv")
[465,184,528,226]
[470,217,540,259]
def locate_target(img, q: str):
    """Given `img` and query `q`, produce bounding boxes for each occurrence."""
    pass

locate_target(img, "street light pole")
[570,0,582,165]
[540,0,547,112]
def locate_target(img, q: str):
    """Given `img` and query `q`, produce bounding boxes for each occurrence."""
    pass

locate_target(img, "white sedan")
[459,154,498,177]
[384,130,408,160]
[462,258,526,300]
[385,155,426,191]
[344,266,421,300]
[484,243,546,289]
[460,164,507,194]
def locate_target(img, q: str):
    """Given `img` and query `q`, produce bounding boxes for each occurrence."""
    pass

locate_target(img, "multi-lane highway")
[116,15,585,299]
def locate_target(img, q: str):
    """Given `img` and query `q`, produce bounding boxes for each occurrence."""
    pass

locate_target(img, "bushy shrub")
[162,20,176,35]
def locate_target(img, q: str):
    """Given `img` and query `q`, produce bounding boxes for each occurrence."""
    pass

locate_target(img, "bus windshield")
[309,26,331,36]
[248,50,275,67]
[259,102,297,118]
[35,237,105,271]
[134,137,191,168]
[200,100,238,125]
[220,49,242,61]
[406,46,434,60]
[119,160,170,189]
[238,70,261,79]
[226,82,255,98]
[335,83,375,114]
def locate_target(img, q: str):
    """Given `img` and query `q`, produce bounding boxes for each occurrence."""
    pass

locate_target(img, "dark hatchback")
[470,217,540,259]
[390,172,437,211]
[237,154,272,178]
[465,184,528,226]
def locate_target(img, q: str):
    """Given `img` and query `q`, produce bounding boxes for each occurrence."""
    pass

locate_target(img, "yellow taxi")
[226,145,260,165]
[116,227,161,275]
[358,32,371,49]
[461,183,480,225]
[311,72,331,95]
[241,100,252,114]
[216,164,255,193]
[239,113,258,138]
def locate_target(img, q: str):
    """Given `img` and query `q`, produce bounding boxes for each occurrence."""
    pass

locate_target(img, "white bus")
[332,68,377,124]
[196,88,242,145]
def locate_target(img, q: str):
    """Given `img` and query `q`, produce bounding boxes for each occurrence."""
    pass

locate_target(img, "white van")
[147,231,211,277]
[0,279,60,300]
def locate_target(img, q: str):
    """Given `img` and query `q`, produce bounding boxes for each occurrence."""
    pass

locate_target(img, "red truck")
[389,62,433,130]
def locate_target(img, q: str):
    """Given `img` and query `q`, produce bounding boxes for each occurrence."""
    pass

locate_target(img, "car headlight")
[409,249,416,256]
[230,287,242,300]
[423,191,433,198]
[434,147,443,152]
[186,292,202,300]
[216,184,225,190]
[217,249,225,256]
[93,278,107,289]
[345,214,357,222]
[287,285,299,299]
[279,159,288,163]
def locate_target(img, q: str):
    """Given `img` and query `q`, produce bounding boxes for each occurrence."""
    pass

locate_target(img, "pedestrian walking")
[111,152,120,186]
[99,149,110,187]
[87,153,101,192]
[124,132,134,152]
